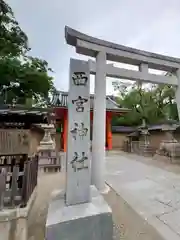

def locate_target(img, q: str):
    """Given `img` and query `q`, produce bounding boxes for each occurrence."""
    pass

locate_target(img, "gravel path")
[28,171,65,240]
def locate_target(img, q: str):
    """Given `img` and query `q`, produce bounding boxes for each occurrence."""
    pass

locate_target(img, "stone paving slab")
[105,153,180,240]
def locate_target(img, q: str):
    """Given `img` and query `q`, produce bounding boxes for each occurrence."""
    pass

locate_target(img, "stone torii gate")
[65,26,180,192]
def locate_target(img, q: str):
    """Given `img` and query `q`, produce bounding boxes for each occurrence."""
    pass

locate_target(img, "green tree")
[156,73,179,120]
[0,0,54,105]
[0,0,29,56]
[115,83,159,126]
[113,81,179,126]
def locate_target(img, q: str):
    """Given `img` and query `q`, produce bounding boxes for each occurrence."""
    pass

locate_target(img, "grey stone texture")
[65,26,180,71]
[66,58,91,205]
[45,186,113,240]
[105,152,180,240]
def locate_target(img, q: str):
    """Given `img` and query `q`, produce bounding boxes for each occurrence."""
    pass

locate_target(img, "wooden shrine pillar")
[90,111,93,121]
[106,112,112,150]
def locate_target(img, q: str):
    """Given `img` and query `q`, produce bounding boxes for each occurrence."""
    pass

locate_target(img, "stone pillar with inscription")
[45,59,113,240]
[66,58,91,205]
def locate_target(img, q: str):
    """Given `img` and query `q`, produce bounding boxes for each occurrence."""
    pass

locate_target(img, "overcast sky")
[7,0,180,94]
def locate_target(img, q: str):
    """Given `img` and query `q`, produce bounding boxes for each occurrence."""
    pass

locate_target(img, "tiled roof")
[0,105,53,124]
[0,106,50,116]
[112,123,180,134]
[51,91,129,112]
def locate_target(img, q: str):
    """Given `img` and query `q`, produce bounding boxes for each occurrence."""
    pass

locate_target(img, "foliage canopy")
[112,82,178,126]
[0,0,54,105]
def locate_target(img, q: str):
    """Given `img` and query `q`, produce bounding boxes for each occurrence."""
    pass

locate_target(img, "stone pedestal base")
[45,186,113,240]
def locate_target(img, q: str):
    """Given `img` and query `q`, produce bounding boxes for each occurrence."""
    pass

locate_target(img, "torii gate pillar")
[92,51,107,191]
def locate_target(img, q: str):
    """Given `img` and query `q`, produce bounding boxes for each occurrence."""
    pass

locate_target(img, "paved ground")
[28,152,180,240]
[122,152,180,174]
[106,152,180,239]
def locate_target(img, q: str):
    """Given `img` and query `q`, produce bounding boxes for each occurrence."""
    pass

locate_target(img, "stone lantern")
[140,118,150,145]
[157,122,180,161]
[38,124,59,168]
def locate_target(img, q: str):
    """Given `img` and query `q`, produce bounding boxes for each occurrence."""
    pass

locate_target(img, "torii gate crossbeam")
[65,26,180,192]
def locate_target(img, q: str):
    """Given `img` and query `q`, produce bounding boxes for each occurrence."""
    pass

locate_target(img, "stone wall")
[112,132,166,151]
[112,133,128,149]
[139,131,166,149]
[112,131,180,152]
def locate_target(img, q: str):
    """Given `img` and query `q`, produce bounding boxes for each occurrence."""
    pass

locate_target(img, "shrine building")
[51,91,129,151]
